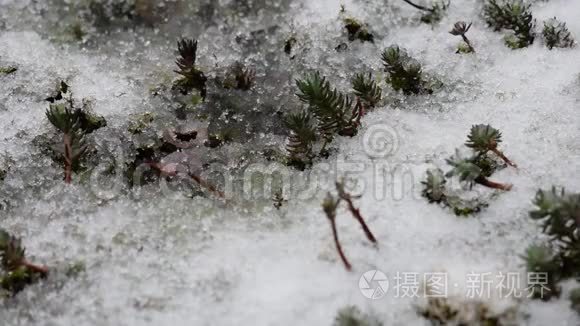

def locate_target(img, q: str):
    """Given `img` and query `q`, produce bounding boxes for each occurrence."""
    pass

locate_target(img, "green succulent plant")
[0,229,48,296]
[284,111,317,166]
[422,168,447,203]
[466,124,516,167]
[542,18,575,50]
[296,72,360,142]
[450,21,475,53]
[522,187,580,301]
[521,245,561,300]
[223,62,256,90]
[483,0,535,49]
[381,45,432,95]
[351,73,382,108]
[173,38,208,99]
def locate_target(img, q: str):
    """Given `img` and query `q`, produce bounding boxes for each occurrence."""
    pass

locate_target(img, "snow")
[1,0,579,325]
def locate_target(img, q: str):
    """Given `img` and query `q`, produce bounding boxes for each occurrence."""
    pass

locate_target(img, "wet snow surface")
[0,0,579,325]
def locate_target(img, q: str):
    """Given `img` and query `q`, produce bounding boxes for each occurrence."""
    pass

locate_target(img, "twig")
[330,218,352,271]
[336,182,377,243]
[401,0,435,12]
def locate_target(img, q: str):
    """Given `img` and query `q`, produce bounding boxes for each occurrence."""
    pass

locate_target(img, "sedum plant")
[522,187,580,300]
[173,38,208,99]
[381,45,433,95]
[222,62,256,90]
[351,73,382,109]
[296,71,361,141]
[0,229,48,296]
[483,0,535,49]
[466,124,516,167]
[44,82,106,184]
[422,125,516,216]
[542,18,576,50]
[283,111,317,168]
[450,21,475,54]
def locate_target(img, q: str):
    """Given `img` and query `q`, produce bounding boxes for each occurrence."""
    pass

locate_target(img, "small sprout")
[322,180,377,271]
[521,245,561,300]
[401,0,449,24]
[381,45,432,95]
[296,72,360,140]
[284,111,317,166]
[450,21,475,53]
[445,150,512,191]
[466,124,516,167]
[542,18,576,50]
[173,38,208,99]
[421,168,447,203]
[0,228,48,296]
[0,66,17,75]
[223,62,256,91]
[46,104,88,184]
[333,306,383,326]
[352,73,382,108]
[272,190,287,210]
[483,0,535,49]
[343,18,374,43]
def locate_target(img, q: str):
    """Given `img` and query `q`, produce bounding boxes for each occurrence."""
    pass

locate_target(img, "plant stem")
[475,176,512,191]
[189,173,225,199]
[63,133,73,184]
[491,148,517,167]
[461,35,476,53]
[401,0,435,12]
[22,261,49,275]
[329,218,352,271]
[343,197,377,243]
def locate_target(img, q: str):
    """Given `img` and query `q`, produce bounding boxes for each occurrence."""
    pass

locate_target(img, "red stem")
[22,260,49,275]
[475,176,513,191]
[330,219,352,271]
[63,133,73,184]
[189,173,225,199]
[491,148,517,168]
[344,198,377,243]
[461,35,475,53]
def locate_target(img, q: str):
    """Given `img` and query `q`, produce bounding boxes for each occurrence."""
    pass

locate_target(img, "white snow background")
[0,0,579,325]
